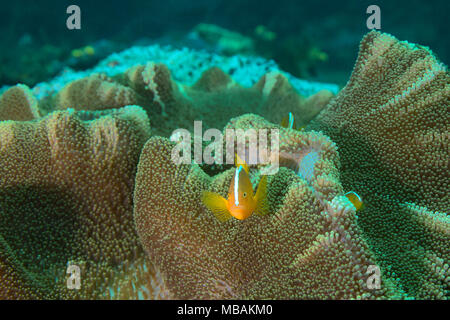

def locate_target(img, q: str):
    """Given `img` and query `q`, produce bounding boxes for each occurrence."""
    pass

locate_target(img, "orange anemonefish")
[281,112,305,131]
[202,154,270,222]
[345,191,364,211]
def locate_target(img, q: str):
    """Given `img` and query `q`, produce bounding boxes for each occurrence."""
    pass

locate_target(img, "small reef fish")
[281,112,305,131]
[345,191,364,211]
[71,45,96,58]
[202,154,269,222]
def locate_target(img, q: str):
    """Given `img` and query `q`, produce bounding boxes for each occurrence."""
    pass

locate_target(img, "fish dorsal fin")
[235,153,249,174]
[254,175,270,216]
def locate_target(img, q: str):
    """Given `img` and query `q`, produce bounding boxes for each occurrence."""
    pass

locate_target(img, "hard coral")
[309,31,449,299]
[134,114,402,299]
[0,106,161,299]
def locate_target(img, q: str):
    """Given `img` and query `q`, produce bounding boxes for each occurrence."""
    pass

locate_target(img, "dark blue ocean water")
[0,0,448,87]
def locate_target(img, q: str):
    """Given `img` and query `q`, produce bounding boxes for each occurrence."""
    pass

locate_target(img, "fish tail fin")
[202,191,233,222]
[254,175,270,216]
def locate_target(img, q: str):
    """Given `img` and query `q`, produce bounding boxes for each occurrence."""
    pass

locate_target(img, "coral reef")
[0,106,162,299]
[27,44,339,101]
[0,42,67,87]
[190,23,255,56]
[43,63,334,137]
[187,23,329,79]
[134,114,403,299]
[0,84,40,121]
[55,73,138,111]
[0,30,447,300]
[0,44,336,299]
[308,31,449,299]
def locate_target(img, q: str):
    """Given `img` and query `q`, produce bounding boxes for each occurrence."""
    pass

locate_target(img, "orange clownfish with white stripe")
[280,112,305,131]
[202,154,270,222]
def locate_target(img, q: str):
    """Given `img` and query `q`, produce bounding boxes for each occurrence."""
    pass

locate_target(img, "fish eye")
[243,192,247,198]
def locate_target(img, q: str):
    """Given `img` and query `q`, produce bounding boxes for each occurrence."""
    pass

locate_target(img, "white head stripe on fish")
[234,165,243,206]
[288,112,294,129]
[345,191,362,202]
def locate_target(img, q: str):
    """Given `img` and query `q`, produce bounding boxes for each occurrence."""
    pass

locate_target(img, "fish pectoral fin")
[254,175,270,216]
[202,191,233,222]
